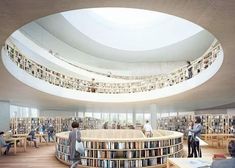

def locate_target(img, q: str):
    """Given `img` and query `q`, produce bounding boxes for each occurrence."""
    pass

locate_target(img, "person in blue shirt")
[0,131,12,155]
[211,140,235,168]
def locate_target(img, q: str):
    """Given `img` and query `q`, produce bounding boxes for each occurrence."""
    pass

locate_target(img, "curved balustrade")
[4,42,221,94]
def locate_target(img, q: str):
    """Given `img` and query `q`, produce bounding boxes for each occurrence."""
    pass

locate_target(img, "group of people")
[186,116,235,167]
[187,116,203,158]
[28,124,55,148]
[0,123,56,154]
[103,121,121,129]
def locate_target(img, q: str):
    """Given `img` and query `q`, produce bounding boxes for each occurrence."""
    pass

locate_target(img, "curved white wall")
[2,47,224,103]
[9,32,130,83]
[20,22,189,76]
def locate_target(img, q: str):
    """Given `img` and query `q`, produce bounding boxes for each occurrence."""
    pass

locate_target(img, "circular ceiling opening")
[62,8,203,51]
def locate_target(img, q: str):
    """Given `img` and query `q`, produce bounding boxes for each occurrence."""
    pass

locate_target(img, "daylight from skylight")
[62,8,203,51]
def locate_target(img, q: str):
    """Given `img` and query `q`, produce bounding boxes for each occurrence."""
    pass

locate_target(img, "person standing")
[187,121,194,157]
[103,122,108,129]
[68,121,81,167]
[187,61,193,79]
[47,124,54,142]
[189,116,203,157]
[143,120,153,138]
[117,122,121,129]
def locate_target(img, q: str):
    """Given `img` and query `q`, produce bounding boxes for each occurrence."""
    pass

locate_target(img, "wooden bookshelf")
[55,129,184,168]
[156,114,235,136]
[10,117,102,134]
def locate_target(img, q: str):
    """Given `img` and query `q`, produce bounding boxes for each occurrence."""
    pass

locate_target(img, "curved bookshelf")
[55,129,183,168]
[4,41,221,94]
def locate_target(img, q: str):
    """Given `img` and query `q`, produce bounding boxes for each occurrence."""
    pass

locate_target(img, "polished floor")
[0,143,66,168]
[0,142,229,168]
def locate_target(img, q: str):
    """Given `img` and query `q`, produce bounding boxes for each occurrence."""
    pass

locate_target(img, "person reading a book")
[211,140,235,168]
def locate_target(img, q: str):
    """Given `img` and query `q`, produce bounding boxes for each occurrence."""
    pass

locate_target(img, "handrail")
[4,41,221,94]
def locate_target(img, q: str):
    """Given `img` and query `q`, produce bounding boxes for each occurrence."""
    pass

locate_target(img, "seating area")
[0,132,51,156]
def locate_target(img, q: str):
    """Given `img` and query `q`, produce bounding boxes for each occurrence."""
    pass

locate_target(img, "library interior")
[0,1,235,168]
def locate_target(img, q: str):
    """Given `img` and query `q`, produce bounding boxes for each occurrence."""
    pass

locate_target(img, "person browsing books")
[143,120,153,138]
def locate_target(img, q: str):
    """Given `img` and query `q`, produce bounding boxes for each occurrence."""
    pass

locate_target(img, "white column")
[0,101,10,131]
[150,104,157,129]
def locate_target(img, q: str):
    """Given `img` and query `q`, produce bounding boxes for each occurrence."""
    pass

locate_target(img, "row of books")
[83,139,182,150]
[80,157,168,168]
[81,144,183,159]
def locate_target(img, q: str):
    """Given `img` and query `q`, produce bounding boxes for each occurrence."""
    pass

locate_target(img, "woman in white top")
[187,121,193,157]
[143,120,153,138]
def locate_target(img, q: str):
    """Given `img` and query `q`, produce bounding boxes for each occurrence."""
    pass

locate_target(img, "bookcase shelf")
[55,129,183,168]
[10,117,102,134]
[156,114,235,136]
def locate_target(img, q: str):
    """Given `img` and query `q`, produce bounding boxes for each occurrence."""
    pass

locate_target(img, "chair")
[211,135,224,148]
[210,135,218,147]
[0,145,7,156]
[0,146,2,155]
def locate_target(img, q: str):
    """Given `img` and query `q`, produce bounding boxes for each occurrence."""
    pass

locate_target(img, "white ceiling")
[35,13,214,63]
[0,0,235,112]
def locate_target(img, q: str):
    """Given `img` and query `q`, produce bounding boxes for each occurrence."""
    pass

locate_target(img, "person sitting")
[0,131,13,155]
[143,120,153,138]
[211,140,235,168]
[28,129,39,148]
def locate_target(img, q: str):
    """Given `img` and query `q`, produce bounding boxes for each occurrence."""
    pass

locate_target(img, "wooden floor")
[0,143,67,168]
[0,142,229,168]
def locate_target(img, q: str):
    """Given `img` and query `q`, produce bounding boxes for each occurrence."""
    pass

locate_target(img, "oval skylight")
[62,8,203,51]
